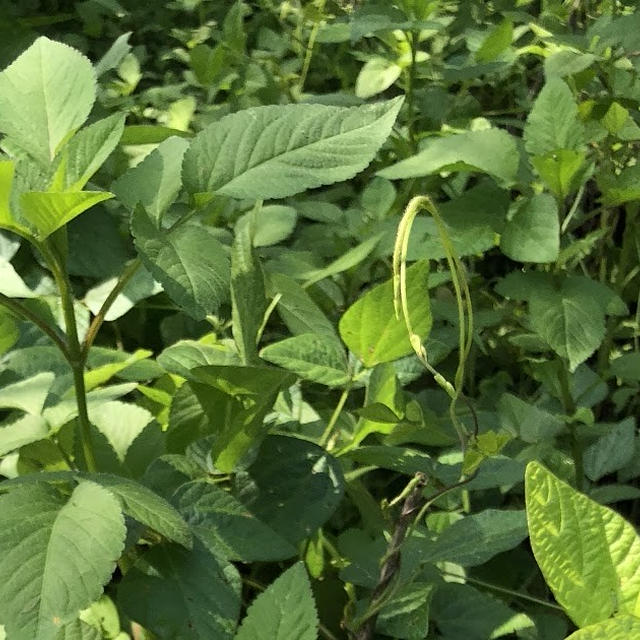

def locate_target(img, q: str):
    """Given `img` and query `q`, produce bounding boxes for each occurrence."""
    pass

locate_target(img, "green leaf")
[0,160,30,235]
[158,340,240,379]
[191,365,294,472]
[598,164,640,206]
[0,37,96,165]
[54,618,102,640]
[528,276,606,371]
[90,473,192,548]
[174,480,296,561]
[610,352,640,382]
[497,393,564,443]
[530,150,586,199]
[260,333,350,387]
[525,461,640,626]
[117,540,241,640]
[113,136,189,224]
[132,208,230,320]
[564,615,640,639]
[583,418,636,482]
[476,19,513,62]
[20,191,113,240]
[500,194,559,263]
[237,435,344,545]
[420,509,528,567]
[602,101,629,135]
[95,32,132,77]
[0,482,126,640]
[183,97,403,200]
[378,128,520,187]
[345,446,436,476]
[524,78,584,156]
[0,414,49,456]
[355,57,402,99]
[339,260,431,367]
[0,371,55,414]
[55,113,126,190]
[231,216,266,364]
[376,582,435,640]
[234,564,318,640]
[0,310,19,355]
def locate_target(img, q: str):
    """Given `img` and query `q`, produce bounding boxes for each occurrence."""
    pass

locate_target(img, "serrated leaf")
[525,461,640,627]
[132,208,230,320]
[0,371,54,414]
[113,136,189,225]
[0,37,96,165]
[234,563,318,640]
[260,333,350,387]
[0,482,126,640]
[339,260,431,367]
[20,191,113,240]
[500,194,559,263]
[0,414,50,456]
[183,97,403,200]
[117,540,241,640]
[524,78,584,156]
[378,128,520,187]
[174,480,296,561]
[54,618,101,640]
[55,113,126,190]
[564,615,640,639]
[91,473,192,548]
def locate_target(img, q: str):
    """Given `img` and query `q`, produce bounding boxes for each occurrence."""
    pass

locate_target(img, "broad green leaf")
[236,435,344,545]
[174,480,296,561]
[476,19,513,61]
[54,618,101,640]
[182,97,403,200]
[431,583,533,640]
[376,582,435,640]
[191,365,294,472]
[267,272,336,338]
[355,57,402,98]
[0,160,30,235]
[583,418,635,481]
[544,50,596,78]
[236,205,297,247]
[420,509,528,567]
[524,78,584,156]
[564,615,640,639]
[117,541,241,640]
[88,401,154,462]
[378,128,520,187]
[345,446,436,476]
[500,194,559,263]
[158,340,240,380]
[525,461,640,626]
[528,276,606,370]
[0,371,54,414]
[231,216,266,364]
[598,164,640,206]
[497,393,564,443]
[55,113,126,190]
[0,482,126,640]
[95,32,132,77]
[610,352,640,382]
[234,564,318,640]
[0,414,49,456]
[531,150,586,199]
[260,333,350,387]
[113,136,189,224]
[0,37,96,165]
[339,259,431,367]
[83,349,151,392]
[20,191,114,240]
[0,310,18,355]
[132,209,230,319]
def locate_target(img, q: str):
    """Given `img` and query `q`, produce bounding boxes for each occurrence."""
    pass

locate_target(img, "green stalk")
[557,360,583,490]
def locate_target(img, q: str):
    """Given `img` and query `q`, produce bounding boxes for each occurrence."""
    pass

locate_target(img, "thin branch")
[0,292,70,358]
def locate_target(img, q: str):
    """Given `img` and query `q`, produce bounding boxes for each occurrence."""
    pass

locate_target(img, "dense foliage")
[1,1,640,639]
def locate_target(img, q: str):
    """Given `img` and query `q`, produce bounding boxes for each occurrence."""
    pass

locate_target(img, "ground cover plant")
[0,0,640,638]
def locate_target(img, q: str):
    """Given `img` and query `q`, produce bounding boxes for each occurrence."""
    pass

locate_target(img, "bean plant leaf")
[0,37,96,165]
[564,615,640,639]
[182,97,403,200]
[132,208,230,319]
[260,333,350,387]
[583,418,636,482]
[20,191,113,240]
[524,78,584,156]
[500,194,559,263]
[117,540,241,640]
[339,259,431,367]
[525,461,640,627]
[378,128,520,187]
[0,482,126,640]
[234,563,318,640]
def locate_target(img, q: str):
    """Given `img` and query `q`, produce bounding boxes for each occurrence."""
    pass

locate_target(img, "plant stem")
[438,570,564,611]
[81,257,141,360]
[320,385,351,449]
[298,0,325,93]
[405,29,419,152]
[0,292,70,358]
[557,361,583,490]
